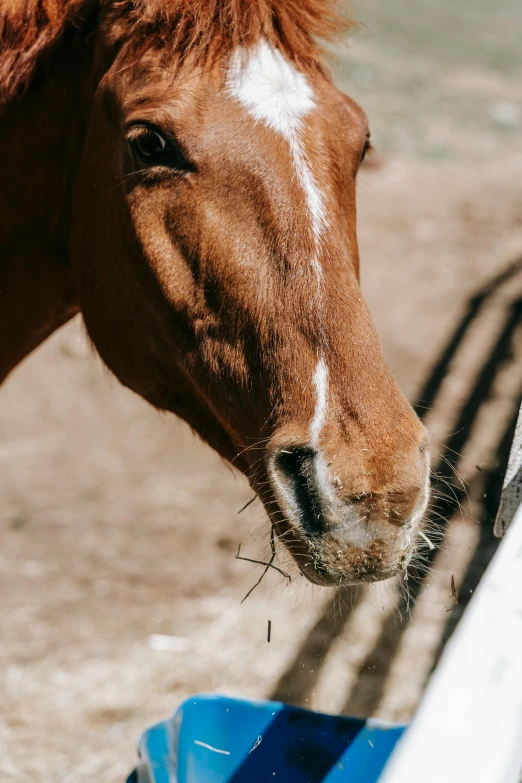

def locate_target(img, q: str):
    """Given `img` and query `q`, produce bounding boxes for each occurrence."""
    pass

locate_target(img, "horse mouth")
[296,558,405,587]
[283,529,415,587]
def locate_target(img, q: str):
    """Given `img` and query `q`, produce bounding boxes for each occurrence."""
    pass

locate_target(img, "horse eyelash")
[360,138,372,164]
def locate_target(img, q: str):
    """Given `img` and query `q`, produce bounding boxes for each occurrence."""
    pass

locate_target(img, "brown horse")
[0,0,430,586]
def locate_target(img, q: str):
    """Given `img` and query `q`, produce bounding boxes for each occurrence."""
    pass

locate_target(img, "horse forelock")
[104,0,354,72]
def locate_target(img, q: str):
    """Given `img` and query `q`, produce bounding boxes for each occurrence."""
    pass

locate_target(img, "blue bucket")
[127,694,405,782]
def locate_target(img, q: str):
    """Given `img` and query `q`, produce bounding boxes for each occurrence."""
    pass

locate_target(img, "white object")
[494,403,522,537]
[380,501,522,783]
[193,741,230,755]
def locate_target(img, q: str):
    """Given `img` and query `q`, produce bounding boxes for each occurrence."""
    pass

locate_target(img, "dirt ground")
[2,4,522,782]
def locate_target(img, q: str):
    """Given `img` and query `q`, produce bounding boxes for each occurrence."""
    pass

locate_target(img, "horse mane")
[0,0,353,106]
[0,1,96,106]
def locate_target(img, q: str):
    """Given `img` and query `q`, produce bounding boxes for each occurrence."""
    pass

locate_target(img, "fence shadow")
[270,256,522,713]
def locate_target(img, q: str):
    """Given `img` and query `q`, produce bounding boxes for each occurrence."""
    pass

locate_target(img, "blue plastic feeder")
[127,694,405,782]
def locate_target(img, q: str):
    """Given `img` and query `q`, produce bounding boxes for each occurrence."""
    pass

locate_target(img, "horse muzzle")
[266,443,430,586]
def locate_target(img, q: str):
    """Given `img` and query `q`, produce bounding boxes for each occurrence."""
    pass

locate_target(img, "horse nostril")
[273,446,325,535]
[275,446,315,477]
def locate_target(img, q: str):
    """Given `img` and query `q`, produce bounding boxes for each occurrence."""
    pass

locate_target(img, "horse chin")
[295,554,404,587]
[298,563,403,587]
[275,520,416,587]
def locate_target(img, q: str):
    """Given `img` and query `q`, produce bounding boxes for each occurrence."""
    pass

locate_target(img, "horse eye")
[128,125,193,172]
[360,138,371,164]
[131,128,169,160]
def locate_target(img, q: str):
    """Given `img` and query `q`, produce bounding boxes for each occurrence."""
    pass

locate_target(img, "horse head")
[71,0,430,586]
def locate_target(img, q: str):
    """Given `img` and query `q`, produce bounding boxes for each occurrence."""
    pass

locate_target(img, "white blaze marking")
[228,42,330,461]
[310,358,328,447]
[227,40,327,274]
[311,358,336,503]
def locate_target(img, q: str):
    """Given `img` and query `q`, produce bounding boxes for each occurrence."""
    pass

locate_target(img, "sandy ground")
[2,4,522,781]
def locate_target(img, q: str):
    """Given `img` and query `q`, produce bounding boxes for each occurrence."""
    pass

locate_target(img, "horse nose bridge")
[328,386,429,482]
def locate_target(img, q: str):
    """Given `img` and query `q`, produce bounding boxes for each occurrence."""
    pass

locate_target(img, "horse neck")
[0,26,102,381]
